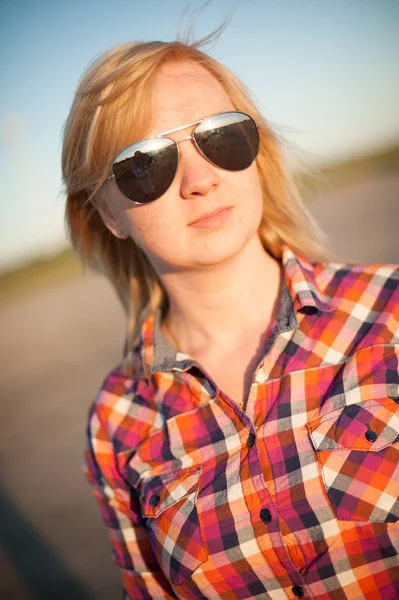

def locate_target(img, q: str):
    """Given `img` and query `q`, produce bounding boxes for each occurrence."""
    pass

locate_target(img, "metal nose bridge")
[171,134,204,161]
[174,134,195,147]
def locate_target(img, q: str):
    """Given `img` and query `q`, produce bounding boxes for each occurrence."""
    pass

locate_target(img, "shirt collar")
[135,245,334,373]
[281,245,334,313]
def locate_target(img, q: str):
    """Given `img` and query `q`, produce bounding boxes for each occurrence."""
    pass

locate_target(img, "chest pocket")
[308,397,399,522]
[139,465,206,585]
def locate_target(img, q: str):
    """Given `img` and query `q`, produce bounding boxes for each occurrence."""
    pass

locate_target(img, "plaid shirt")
[85,246,399,600]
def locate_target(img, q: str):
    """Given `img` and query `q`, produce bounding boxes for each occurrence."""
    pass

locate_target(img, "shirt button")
[292,584,304,598]
[248,433,256,447]
[365,430,378,442]
[149,494,160,507]
[260,508,272,524]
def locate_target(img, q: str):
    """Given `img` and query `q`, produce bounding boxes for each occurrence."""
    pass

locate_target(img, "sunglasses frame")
[107,111,261,205]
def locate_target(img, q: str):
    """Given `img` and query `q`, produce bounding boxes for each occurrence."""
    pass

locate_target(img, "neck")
[159,235,282,354]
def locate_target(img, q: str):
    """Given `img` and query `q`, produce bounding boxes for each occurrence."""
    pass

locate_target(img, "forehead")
[149,61,234,134]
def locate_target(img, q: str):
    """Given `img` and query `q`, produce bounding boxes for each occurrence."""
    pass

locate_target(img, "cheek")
[120,202,177,258]
[239,166,264,221]
[122,208,158,249]
[250,163,263,199]
[106,185,164,251]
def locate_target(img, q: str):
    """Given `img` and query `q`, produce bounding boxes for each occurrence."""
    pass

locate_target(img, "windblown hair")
[61,35,329,358]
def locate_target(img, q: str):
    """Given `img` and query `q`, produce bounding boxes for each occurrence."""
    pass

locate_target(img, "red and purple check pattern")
[85,246,399,599]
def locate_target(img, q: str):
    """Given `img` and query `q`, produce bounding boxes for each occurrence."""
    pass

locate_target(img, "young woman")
[62,37,399,600]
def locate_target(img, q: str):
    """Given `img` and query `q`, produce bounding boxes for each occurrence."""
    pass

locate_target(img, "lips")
[188,206,232,226]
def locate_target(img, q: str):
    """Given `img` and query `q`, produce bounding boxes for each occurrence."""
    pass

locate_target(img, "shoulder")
[315,259,399,308]
[87,365,163,454]
[310,259,399,350]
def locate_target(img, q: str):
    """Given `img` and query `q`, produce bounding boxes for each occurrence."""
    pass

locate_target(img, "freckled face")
[105,61,264,274]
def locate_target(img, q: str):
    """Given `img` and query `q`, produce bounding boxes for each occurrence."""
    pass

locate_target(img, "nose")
[178,138,220,199]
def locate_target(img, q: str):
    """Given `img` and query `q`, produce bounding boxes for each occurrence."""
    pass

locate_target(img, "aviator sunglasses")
[108,111,260,204]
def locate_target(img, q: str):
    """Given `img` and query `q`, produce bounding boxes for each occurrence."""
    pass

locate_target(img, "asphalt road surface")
[1,169,398,599]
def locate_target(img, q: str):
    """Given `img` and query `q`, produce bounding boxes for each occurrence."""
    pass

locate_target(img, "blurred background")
[0,0,398,598]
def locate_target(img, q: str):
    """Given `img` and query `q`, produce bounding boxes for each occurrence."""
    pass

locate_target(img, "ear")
[92,191,129,240]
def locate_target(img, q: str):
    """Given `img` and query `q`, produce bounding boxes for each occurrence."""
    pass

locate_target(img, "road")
[1,169,398,599]
[309,168,399,264]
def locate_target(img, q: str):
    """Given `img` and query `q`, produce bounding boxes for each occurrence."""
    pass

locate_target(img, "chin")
[190,227,255,268]
[151,217,261,272]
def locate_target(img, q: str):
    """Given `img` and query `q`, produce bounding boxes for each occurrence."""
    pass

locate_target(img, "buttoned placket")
[242,302,312,596]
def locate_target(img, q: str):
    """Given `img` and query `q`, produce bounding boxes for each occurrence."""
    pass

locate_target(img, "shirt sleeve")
[85,404,178,600]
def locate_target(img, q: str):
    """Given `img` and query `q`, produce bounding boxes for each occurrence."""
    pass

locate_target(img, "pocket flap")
[308,399,399,452]
[140,465,202,518]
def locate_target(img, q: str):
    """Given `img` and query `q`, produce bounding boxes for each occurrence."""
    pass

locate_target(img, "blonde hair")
[61,36,329,361]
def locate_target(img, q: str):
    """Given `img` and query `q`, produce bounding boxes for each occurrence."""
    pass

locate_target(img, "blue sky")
[0,0,398,271]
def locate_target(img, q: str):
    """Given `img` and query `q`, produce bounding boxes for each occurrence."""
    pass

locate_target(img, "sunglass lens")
[194,112,259,171]
[112,138,178,204]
